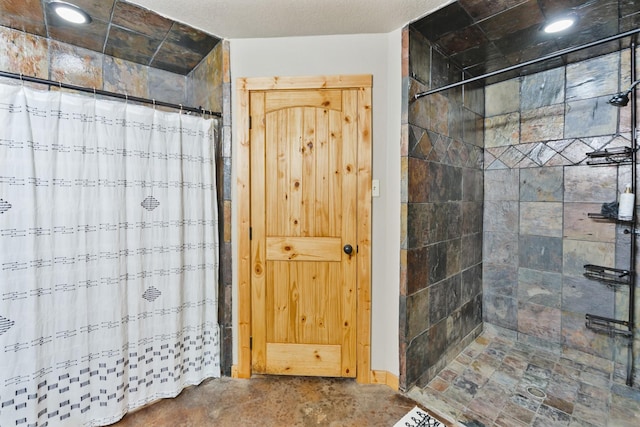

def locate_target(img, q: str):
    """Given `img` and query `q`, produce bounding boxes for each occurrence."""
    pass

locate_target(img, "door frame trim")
[236,75,372,382]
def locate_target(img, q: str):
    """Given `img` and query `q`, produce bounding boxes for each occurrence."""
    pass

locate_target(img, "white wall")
[230,30,402,376]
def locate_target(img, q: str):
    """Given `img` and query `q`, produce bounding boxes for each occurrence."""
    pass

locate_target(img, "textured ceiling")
[126,0,453,39]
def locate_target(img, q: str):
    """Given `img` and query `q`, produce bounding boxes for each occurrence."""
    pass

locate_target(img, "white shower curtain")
[0,82,220,426]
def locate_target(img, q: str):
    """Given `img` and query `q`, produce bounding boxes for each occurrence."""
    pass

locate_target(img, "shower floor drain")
[527,386,546,399]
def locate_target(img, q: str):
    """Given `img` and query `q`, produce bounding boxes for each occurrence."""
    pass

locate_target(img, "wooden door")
[237,75,372,381]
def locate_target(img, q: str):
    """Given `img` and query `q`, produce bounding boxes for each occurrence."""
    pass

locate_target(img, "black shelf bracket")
[585,314,632,338]
[587,212,634,223]
[583,264,632,287]
[585,146,634,165]
[584,40,637,388]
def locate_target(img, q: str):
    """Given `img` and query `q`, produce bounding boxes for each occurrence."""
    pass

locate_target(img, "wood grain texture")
[302,108,317,236]
[265,90,342,113]
[250,91,267,373]
[289,108,303,237]
[236,80,252,379]
[341,90,358,378]
[266,343,342,377]
[328,109,342,236]
[370,370,400,391]
[262,91,356,376]
[239,75,372,91]
[356,86,372,383]
[266,237,342,261]
[238,75,371,382]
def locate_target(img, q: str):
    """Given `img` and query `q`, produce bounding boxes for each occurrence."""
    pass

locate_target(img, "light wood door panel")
[266,237,342,261]
[266,343,341,376]
[264,90,343,113]
[251,88,359,377]
[238,74,371,382]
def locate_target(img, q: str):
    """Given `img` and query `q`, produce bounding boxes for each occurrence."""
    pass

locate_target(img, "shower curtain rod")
[0,69,222,117]
[412,27,640,101]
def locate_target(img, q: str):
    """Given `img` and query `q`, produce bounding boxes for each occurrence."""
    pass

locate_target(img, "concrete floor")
[111,375,451,427]
[111,329,640,427]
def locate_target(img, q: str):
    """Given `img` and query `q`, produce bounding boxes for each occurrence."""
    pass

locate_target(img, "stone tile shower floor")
[407,330,640,427]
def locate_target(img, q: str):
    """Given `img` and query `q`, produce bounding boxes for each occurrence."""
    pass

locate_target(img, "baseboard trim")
[369,370,399,391]
[231,365,398,390]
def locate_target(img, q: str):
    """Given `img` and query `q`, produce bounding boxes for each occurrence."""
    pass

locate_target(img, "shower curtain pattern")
[0,83,220,426]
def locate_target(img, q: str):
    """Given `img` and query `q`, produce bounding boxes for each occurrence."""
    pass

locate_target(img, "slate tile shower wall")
[483,47,640,386]
[0,25,234,374]
[400,27,484,390]
[0,25,201,109]
[187,40,234,376]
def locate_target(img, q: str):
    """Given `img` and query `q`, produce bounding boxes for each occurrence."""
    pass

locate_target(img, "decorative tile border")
[485,134,632,169]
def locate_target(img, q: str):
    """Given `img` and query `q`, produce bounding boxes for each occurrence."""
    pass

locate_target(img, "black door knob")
[343,244,353,255]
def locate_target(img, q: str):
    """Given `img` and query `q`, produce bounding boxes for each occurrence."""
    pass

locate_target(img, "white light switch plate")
[372,179,380,197]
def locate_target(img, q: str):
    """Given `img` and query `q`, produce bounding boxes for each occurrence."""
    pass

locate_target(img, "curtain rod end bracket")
[411,92,426,102]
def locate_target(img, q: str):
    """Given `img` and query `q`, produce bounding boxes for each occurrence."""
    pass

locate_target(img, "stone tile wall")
[0,25,193,106]
[187,41,234,376]
[0,25,233,374]
[483,48,640,386]
[400,27,484,390]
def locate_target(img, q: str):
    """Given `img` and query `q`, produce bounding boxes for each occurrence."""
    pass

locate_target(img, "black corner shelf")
[586,213,634,223]
[584,51,636,387]
[583,264,632,287]
[585,314,632,338]
[586,213,614,220]
[585,146,633,165]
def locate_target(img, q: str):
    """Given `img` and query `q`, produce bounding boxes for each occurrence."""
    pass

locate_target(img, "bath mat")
[393,406,445,427]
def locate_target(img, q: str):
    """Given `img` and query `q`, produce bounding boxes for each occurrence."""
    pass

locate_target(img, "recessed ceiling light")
[49,1,92,25]
[543,17,575,34]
